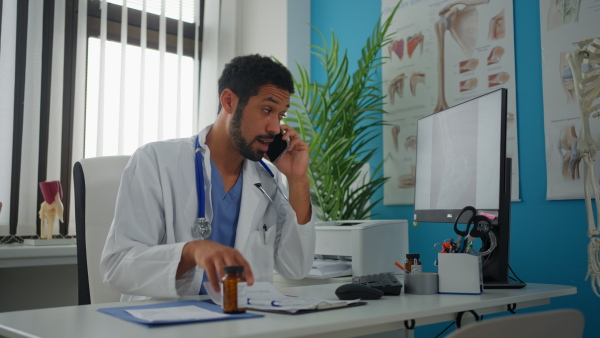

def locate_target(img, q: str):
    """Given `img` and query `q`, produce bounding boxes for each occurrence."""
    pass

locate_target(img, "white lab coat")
[100,125,316,301]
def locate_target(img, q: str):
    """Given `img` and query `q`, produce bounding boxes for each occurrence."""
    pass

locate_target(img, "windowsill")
[0,244,77,268]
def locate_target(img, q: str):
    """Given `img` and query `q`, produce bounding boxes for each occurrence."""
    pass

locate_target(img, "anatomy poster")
[381,0,520,205]
[539,0,600,200]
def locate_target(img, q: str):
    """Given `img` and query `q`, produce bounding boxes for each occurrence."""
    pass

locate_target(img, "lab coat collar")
[196,124,212,149]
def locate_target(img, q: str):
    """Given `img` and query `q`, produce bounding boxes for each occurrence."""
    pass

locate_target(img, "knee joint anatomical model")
[38,181,64,239]
[566,35,600,297]
[434,0,490,113]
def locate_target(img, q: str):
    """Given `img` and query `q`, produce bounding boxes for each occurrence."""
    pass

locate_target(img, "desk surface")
[0,283,576,338]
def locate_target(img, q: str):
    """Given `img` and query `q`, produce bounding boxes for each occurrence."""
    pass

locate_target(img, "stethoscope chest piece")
[192,218,211,239]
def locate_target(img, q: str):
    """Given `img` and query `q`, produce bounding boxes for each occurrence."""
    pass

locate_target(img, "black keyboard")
[352,272,403,296]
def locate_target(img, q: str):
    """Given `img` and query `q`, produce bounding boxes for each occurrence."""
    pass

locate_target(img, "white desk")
[0,282,576,338]
[0,244,79,312]
[0,244,77,268]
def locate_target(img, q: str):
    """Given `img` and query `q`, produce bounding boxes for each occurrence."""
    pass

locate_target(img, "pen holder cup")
[404,273,439,295]
[437,253,483,295]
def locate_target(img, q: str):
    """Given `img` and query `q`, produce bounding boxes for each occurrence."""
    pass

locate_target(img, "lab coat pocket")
[246,225,276,283]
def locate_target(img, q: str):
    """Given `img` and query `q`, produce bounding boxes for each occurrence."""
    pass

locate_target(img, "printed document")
[204,282,355,313]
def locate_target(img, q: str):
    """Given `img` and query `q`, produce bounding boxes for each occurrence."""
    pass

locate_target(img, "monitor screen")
[414,88,508,225]
[413,88,521,287]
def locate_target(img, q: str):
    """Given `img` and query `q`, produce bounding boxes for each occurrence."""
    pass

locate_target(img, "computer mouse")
[335,283,384,300]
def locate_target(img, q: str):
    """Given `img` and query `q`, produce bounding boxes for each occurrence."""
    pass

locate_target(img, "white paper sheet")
[308,259,352,279]
[125,305,230,323]
[203,281,355,313]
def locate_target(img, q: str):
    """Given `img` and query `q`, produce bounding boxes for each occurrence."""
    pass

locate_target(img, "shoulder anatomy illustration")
[434,0,490,112]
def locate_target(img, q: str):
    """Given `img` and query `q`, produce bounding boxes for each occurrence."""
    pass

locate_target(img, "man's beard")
[229,104,272,161]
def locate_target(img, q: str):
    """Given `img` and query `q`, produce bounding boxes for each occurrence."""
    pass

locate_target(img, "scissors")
[453,206,492,253]
[461,215,492,253]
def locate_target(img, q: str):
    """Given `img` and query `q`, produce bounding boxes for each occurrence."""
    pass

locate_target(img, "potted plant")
[285,2,400,221]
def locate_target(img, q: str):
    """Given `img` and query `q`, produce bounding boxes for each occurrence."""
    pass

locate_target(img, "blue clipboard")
[98,300,263,326]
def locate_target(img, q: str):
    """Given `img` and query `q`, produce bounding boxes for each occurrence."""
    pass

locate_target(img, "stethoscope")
[192,135,289,240]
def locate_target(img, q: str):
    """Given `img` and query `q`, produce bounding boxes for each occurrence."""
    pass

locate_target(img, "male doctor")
[100,54,316,301]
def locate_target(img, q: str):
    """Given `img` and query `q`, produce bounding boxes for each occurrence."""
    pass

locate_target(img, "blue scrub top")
[199,159,243,294]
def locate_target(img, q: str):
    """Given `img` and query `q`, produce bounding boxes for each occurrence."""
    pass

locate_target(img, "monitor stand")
[483,280,527,289]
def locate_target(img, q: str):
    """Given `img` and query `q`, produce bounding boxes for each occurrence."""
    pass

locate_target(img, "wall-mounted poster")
[539,0,600,200]
[381,0,520,205]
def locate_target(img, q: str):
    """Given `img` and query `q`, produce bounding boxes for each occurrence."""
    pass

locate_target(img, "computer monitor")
[413,88,523,288]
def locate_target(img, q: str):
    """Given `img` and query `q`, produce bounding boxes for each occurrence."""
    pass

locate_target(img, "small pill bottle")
[404,254,422,274]
[221,265,248,314]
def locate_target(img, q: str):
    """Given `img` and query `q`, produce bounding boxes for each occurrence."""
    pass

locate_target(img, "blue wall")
[311,1,598,336]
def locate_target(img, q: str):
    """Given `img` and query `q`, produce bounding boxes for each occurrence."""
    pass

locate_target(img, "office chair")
[445,308,584,338]
[73,155,130,305]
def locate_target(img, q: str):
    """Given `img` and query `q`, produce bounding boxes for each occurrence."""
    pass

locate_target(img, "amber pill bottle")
[221,266,248,314]
[404,253,422,274]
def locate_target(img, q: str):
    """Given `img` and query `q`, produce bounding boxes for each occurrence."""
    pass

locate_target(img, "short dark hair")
[217,54,295,111]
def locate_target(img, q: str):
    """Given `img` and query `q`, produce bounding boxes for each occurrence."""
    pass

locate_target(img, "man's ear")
[220,89,237,115]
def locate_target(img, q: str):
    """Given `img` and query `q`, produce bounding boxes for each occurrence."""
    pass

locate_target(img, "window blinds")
[0,0,202,240]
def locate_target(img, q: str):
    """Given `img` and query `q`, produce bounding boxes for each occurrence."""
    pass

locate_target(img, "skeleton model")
[38,181,64,239]
[566,35,600,297]
[434,0,490,112]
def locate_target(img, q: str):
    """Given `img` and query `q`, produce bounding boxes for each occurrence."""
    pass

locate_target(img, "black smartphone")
[266,132,289,163]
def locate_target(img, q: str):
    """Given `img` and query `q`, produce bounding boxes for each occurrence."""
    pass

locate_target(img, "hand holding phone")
[265,132,290,163]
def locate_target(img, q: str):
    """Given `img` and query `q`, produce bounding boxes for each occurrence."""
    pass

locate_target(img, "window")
[0,0,204,240]
[84,0,202,157]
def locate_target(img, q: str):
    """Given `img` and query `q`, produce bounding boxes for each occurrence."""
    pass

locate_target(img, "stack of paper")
[204,282,360,314]
[308,259,352,279]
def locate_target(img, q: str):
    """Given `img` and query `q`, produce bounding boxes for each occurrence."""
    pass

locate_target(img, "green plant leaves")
[286,1,401,221]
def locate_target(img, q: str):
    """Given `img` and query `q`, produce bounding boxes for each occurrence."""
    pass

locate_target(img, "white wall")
[199,0,310,130]
[238,0,310,80]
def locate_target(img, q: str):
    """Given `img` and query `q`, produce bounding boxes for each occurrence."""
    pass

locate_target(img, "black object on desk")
[352,272,403,295]
[335,284,383,300]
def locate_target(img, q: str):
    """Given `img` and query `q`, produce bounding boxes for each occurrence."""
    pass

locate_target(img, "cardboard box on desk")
[438,253,483,295]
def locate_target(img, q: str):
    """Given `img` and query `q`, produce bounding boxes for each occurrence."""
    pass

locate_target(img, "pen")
[247,299,281,307]
[254,183,275,204]
[263,224,267,245]
[464,241,474,253]
[394,262,409,274]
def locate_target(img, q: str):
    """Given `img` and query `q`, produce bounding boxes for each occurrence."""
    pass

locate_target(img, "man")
[100,54,316,301]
